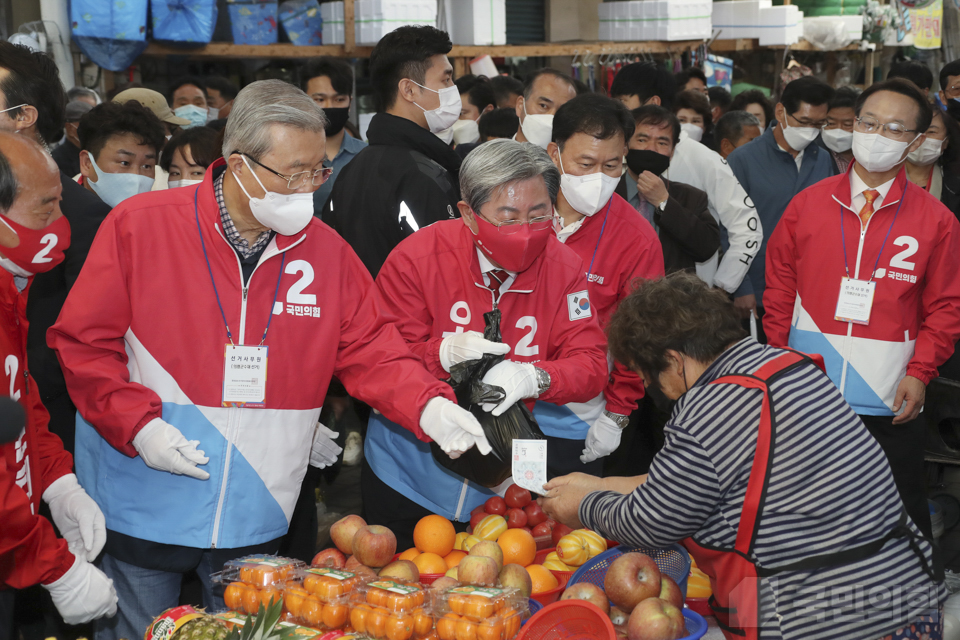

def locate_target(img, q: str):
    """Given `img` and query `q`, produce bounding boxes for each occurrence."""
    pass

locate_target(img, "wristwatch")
[534,367,551,396]
[603,409,630,430]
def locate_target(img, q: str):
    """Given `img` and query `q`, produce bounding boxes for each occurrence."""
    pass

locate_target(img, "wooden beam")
[142,42,375,59]
[344,0,355,55]
[453,57,469,79]
[709,38,759,52]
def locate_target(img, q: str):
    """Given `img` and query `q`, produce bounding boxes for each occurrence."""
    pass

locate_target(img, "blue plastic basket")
[681,608,708,639]
[522,598,543,626]
[569,544,692,598]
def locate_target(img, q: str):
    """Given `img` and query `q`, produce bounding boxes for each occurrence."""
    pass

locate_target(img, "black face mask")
[324,107,350,136]
[626,149,671,176]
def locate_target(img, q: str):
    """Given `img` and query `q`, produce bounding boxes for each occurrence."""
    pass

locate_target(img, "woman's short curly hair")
[607,271,746,377]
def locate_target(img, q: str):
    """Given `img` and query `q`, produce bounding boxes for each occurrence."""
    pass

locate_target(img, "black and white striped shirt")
[581,339,945,639]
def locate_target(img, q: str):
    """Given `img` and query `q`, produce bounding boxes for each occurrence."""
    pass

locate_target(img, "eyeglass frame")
[233,151,333,189]
[786,111,828,129]
[854,116,920,139]
[476,210,554,235]
[942,83,960,99]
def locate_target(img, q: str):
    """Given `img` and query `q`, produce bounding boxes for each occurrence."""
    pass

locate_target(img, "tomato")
[385,614,414,640]
[504,508,527,529]
[523,502,547,527]
[504,485,531,509]
[531,522,553,537]
[469,510,486,530]
[483,496,507,516]
[551,523,573,547]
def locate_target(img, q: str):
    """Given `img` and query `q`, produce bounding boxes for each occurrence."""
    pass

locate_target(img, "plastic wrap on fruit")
[430,309,545,487]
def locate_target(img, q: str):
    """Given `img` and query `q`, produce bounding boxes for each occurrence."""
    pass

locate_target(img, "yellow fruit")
[454,532,470,551]
[541,557,572,572]
[473,515,507,541]
[687,566,712,598]
[556,533,590,567]
[461,535,482,552]
[572,529,606,558]
[544,552,561,563]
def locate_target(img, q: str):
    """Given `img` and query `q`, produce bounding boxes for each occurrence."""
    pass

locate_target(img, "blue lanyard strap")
[586,197,614,279]
[194,188,285,346]
[839,190,904,281]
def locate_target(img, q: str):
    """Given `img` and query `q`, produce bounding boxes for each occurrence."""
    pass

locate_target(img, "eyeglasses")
[943,83,960,99]
[854,116,918,139]
[480,213,553,235]
[236,152,333,189]
[787,112,827,129]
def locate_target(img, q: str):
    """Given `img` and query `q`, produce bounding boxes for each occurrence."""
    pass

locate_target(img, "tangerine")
[413,552,448,575]
[398,547,421,562]
[496,529,537,567]
[385,613,414,640]
[224,582,248,611]
[436,613,460,640]
[413,515,456,556]
[300,596,324,627]
[350,604,371,633]
[501,608,521,638]
[367,608,387,637]
[259,587,281,608]
[412,609,432,637]
[323,603,349,629]
[476,617,504,640]
[242,585,262,614]
[443,550,466,569]
[283,586,307,617]
[525,565,559,595]
[455,617,477,640]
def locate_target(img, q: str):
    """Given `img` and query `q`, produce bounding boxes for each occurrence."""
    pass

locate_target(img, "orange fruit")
[224,582,248,611]
[414,515,457,556]
[412,609,433,637]
[399,547,421,562]
[497,529,537,567]
[525,565,559,595]
[455,617,477,640]
[300,596,324,627]
[368,608,387,637]
[413,552,448,575]
[322,603,349,629]
[501,608,521,637]
[436,613,460,640]
[259,587,281,608]
[476,617,504,640]
[386,613,414,640]
[350,604,371,634]
[462,595,495,620]
[283,585,308,618]
[242,585,262,614]
[443,550,467,569]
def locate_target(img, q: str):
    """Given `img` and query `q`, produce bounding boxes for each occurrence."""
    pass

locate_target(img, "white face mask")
[520,99,554,149]
[821,128,853,153]
[852,130,918,174]
[557,154,619,216]
[780,118,821,151]
[452,118,480,145]
[85,153,155,208]
[167,178,203,189]
[412,82,461,134]
[907,137,944,166]
[206,106,220,123]
[680,122,704,142]
[434,125,455,145]
[233,156,315,236]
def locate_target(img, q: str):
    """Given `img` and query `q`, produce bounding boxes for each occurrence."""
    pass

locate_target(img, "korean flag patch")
[567,291,593,321]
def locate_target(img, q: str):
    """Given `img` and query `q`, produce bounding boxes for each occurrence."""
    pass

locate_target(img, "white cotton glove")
[310,423,343,469]
[439,331,512,373]
[420,397,492,458]
[43,474,106,563]
[580,412,623,464]
[43,555,118,625]
[480,361,539,417]
[132,418,210,480]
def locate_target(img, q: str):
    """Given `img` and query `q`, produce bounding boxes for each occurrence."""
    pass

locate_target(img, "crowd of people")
[2,22,960,640]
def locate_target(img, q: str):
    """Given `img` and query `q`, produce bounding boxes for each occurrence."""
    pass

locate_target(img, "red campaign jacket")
[373,220,609,421]
[0,270,74,589]
[764,165,960,416]
[560,194,665,414]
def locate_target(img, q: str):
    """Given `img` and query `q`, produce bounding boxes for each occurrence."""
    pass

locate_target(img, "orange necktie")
[859,189,879,225]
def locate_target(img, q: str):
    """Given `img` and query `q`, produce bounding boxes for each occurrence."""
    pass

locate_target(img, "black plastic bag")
[430,309,545,488]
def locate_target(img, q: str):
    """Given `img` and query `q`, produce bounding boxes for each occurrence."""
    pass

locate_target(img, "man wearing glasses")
[48,80,488,640]
[938,58,960,123]
[764,79,960,540]
[727,76,835,342]
[363,139,609,547]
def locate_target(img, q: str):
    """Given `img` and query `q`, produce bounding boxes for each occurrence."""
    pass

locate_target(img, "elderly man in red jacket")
[0,133,117,640]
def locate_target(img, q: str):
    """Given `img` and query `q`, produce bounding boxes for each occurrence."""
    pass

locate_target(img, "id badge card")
[222,345,267,408]
[512,439,547,494]
[834,277,877,325]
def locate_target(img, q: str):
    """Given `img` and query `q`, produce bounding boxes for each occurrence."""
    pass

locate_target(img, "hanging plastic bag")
[151,0,218,43]
[430,309,545,488]
[226,1,279,45]
[71,0,148,72]
[279,0,323,45]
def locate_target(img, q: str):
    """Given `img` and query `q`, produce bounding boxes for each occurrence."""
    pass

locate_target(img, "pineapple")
[173,616,231,640]
[222,600,298,640]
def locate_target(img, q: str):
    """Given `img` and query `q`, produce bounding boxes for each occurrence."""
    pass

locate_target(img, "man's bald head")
[0,131,62,248]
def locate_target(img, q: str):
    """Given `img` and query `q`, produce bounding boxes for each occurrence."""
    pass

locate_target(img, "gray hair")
[715,110,761,147]
[460,139,560,213]
[222,79,328,160]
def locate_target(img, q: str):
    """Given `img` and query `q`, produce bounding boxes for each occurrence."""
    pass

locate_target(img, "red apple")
[544,517,557,528]
[505,484,532,508]
[659,575,683,609]
[484,496,507,515]
[311,548,346,569]
[430,576,459,592]
[457,555,499,587]
[560,582,610,615]
[626,597,685,640]
[344,555,363,571]
[470,510,487,530]
[604,553,662,613]
[330,514,367,555]
[531,522,553,537]
[378,560,420,583]
[523,502,547,527]
[609,607,629,626]
[551,523,574,547]
[352,525,397,568]
[505,508,528,529]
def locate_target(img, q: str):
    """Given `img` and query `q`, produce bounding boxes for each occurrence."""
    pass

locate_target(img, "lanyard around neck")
[586,197,614,279]
[839,188,904,281]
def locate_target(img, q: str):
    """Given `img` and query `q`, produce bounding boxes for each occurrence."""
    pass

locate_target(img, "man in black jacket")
[616,105,718,273]
[323,25,462,277]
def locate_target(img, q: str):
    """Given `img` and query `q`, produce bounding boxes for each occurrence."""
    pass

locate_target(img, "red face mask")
[471,212,551,273]
[0,213,71,276]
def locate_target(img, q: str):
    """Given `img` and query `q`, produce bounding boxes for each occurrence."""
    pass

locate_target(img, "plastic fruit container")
[217,555,307,587]
[433,586,525,622]
[210,612,326,639]
[347,579,434,640]
[301,568,369,601]
[434,607,527,640]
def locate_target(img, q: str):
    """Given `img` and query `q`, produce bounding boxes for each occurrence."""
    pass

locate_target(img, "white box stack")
[758,4,802,45]
[319,0,436,45]
[597,0,712,41]
[446,0,506,45]
[842,14,863,41]
[712,0,803,44]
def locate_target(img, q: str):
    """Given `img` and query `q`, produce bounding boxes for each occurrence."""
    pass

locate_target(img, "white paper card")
[222,344,268,407]
[512,439,547,495]
[834,277,876,325]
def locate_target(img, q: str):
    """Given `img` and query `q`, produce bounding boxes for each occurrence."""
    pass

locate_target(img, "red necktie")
[488,270,508,288]
[859,189,879,226]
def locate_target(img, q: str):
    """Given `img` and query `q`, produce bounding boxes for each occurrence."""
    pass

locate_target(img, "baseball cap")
[112,87,191,126]
[64,100,93,123]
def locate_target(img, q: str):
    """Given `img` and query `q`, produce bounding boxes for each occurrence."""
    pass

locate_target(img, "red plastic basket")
[516,600,616,640]
[529,572,568,606]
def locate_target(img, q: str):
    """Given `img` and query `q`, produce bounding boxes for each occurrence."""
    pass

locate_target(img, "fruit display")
[282,567,370,632]
[472,484,560,547]
[433,586,527,640]
[686,557,711,599]
[555,529,607,568]
[348,579,433,640]
[218,556,308,615]
[146,605,228,640]
[149,601,313,640]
